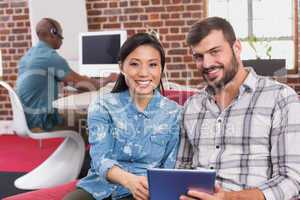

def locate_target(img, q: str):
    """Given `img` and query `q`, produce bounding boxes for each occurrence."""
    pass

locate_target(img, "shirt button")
[138,114,143,118]
[210,166,214,170]
[217,119,222,123]
[216,145,220,149]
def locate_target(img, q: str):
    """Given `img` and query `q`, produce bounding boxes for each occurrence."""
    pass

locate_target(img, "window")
[208,0,298,73]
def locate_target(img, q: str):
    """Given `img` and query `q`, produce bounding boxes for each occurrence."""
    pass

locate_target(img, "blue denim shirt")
[16,41,71,130]
[78,90,182,200]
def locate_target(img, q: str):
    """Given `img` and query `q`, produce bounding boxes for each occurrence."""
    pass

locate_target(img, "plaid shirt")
[176,69,300,200]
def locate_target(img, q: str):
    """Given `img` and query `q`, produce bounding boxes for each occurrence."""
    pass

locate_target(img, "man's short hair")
[187,16,236,47]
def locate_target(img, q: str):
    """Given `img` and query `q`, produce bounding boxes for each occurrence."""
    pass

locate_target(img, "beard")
[205,50,239,93]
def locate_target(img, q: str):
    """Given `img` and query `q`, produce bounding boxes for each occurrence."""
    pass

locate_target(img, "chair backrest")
[0,81,31,136]
[163,90,196,105]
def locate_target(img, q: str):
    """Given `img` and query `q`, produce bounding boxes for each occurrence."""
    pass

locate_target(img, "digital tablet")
[147,168,216,200]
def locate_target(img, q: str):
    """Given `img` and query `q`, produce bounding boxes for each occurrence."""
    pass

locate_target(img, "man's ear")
[233,39,241,55]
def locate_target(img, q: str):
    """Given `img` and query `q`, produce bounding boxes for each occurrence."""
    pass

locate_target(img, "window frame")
[204,0,298,74]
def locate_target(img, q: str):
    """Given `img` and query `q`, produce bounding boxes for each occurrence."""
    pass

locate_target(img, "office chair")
[0,81,85,190]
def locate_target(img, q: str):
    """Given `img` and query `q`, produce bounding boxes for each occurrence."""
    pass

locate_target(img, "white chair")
[0,81,85,190]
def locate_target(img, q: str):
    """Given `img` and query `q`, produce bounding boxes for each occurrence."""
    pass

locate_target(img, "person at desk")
[176,17,300,200]
[63,33,182,200]
[16,18,117,132]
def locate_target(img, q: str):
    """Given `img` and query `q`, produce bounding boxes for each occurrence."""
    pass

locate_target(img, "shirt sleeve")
[257,88,300,200]
[161,109,182,168]
[48,52,71,81]
[87,98,120,184]
[175,107,194,169]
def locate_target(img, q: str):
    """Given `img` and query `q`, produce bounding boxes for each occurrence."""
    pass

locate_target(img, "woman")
[64,32,182,200]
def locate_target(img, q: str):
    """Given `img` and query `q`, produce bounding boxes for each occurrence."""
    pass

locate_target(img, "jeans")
[63,188,134,200]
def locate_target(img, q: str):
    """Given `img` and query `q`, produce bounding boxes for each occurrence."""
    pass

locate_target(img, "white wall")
[0,121,13,135]
[28,0,88,71]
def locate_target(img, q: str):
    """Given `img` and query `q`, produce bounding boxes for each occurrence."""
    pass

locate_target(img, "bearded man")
[176,17,300,200]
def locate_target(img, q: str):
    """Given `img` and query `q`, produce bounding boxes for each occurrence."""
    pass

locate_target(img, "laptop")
[147,168,216,200]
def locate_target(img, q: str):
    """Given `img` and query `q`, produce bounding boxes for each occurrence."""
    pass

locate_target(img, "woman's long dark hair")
[111,32,165,94]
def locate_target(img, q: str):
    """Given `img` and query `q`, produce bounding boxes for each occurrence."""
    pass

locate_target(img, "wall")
[0,0,300,121]
[0,0,31,120]
[28,0,88,70]
[85,0,205,86]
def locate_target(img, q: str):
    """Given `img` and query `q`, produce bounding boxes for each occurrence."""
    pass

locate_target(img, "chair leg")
[14,134,85,190]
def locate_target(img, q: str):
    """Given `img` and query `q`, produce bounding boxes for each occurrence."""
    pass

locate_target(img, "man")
[176,17,300,200]
[16,18,117,131]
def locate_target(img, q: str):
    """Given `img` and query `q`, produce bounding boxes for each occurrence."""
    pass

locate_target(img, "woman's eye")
[129,62,139,67]
[149,63,158,68]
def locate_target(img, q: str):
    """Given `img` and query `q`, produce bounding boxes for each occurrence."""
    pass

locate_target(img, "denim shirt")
[16,41,71,130]
[78,90,182,200]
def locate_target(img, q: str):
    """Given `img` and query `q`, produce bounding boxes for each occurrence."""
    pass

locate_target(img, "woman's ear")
[118,62,125,74]
[119,62,128,78]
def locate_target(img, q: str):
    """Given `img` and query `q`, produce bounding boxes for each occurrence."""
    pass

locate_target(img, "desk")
[53,83,114,135]
[53,91,98,110]
[53,83,114,110]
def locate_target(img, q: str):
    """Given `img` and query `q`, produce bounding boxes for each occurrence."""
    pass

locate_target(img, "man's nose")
[202,54,215,68]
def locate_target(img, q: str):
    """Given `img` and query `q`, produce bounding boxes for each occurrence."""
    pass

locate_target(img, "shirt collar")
[119,89,161,118]
[37,40,52,49]
[241,67,259,93]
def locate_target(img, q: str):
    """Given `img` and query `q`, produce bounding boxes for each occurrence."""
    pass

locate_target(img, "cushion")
[163,89,196,105]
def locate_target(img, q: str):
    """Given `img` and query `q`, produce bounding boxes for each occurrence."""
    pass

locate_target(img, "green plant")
[246,35,272,59]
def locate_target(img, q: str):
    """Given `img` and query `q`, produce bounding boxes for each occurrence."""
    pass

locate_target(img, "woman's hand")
[107,166,149,200]
[125,174,149,200]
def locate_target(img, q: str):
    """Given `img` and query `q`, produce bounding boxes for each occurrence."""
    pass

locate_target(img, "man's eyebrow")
[192,45,222,55]
[206,46,221,52]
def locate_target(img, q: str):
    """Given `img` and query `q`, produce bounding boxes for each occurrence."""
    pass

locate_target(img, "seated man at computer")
[16,18,117,132]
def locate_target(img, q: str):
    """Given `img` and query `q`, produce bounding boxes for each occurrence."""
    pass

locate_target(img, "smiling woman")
[207,0,298,73]
[63,33,182,200]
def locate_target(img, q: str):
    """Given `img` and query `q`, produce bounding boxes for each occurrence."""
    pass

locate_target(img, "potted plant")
[242,35,286,76]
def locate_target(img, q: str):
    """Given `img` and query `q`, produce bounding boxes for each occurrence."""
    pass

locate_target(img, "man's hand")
[180,184,225,200]
[63,71,119,92]
[106,72,119,83]
[125,175,149,200]
[179,185,265,200]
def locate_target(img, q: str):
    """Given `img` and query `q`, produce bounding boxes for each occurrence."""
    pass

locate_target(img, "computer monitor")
[79,30,127,77]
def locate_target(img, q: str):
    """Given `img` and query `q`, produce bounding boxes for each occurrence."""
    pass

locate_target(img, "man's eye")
[192,53,203,61]
[211,50,219,55]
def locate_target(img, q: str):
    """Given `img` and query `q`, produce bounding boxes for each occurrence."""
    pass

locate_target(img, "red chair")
[163,90,196,105]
